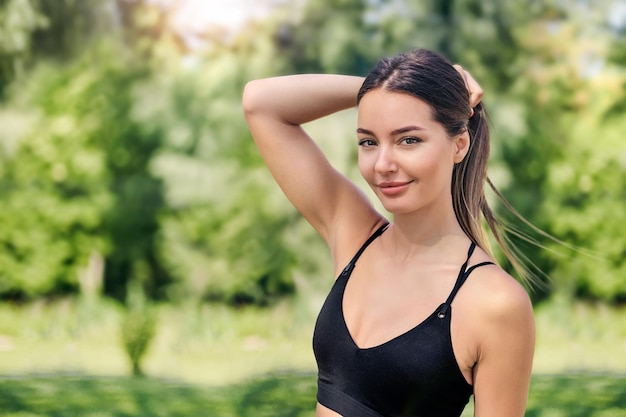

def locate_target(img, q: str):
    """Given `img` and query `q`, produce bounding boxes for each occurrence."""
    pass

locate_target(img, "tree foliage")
[0,0,46,97]
[0,49,166,301]
[1,0,625,305]
[491,3,626,302]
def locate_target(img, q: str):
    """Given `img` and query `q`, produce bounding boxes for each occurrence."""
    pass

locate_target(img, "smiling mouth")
[377,181,413,196]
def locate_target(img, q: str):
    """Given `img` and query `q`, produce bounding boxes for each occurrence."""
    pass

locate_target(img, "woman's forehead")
[357,89,436,131]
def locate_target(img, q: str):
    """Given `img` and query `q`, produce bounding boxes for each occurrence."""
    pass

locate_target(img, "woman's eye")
[358,139,376,147]
[401,137,421,145]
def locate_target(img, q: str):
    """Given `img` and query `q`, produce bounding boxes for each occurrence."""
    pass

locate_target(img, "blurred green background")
[0,0,625,415]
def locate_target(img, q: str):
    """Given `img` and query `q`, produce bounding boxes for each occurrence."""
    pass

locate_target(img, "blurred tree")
[29,0,117,60]
[96,66,169,302]
[0,58,111,298]
[0,0,47,98]
[149,42,309,305]
[272,0,549,87]
[2,0,624,306]
[121,278,157,376]
[1,0,179,97]
[537,0,626,302]
[492,0,626,302]
[274,0,374,74]
[607,0,626,114]
[0,1,311,305]
[0,48,169,302]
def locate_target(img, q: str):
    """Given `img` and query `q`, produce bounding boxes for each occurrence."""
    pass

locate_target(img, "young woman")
[242,49,535,417]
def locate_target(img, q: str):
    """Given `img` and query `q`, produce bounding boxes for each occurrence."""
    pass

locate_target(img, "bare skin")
[243,70,535,417]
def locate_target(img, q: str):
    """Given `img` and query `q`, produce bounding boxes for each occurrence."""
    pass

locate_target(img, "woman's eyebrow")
[356,128,375,135]
[356,125,425,136]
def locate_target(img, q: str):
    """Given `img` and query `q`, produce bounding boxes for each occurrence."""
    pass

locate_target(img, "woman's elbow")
[242,79,265,118]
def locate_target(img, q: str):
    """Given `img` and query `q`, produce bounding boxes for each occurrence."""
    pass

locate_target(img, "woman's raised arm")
[242,75,383,248]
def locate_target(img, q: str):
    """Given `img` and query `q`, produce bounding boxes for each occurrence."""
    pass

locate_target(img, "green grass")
[532,297,626,374]
[526,374,626,417]
[1,296,625,383]
[0,372,624,416]
[0,296,625,415]
[0,372,317,417]
[0,298,318,385]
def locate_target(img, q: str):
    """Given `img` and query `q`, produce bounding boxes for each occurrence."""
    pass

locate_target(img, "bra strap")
[438,243,494,318]
[339,223,389,277]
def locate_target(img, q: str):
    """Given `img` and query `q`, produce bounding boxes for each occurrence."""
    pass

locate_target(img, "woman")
[242,49,535,417]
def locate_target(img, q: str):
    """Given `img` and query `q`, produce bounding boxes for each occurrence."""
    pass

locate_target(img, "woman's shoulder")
[464,263,534,326]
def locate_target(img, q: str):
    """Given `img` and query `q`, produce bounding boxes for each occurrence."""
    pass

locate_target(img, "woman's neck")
[384,205,470,263]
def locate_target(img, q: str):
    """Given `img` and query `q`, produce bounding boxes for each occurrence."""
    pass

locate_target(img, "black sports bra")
[312,224,494,417]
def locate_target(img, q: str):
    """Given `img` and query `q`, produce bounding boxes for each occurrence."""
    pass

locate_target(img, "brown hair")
[357,49,534,285]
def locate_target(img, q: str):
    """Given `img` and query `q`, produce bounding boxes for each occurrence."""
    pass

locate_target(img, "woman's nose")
[374,147,397,174]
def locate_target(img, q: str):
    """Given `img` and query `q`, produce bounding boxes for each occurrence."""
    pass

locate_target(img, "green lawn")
[0,372,316,417]
[0,372,624,416]
[0,297,625,415]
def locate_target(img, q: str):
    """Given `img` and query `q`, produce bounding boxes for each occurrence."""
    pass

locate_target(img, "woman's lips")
[377,181,413,196]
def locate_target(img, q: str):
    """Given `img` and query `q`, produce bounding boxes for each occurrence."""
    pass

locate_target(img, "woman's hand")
[453,65,484,109]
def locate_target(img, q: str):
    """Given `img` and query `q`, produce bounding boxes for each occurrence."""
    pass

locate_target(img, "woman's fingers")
[453,64,484,109]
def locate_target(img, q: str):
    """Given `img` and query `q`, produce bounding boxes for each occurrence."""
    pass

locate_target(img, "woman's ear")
[453,131,470,163]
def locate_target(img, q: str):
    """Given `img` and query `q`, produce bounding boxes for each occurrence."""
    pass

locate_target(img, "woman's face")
[357,89,468,216]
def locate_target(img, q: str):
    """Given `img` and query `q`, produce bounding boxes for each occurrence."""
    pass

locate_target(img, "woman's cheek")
[357,153,374,182]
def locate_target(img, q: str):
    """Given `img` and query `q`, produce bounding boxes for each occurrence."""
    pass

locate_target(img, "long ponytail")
[454,102,543,287]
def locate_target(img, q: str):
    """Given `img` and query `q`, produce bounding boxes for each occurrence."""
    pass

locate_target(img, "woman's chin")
[380,202,416,216]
